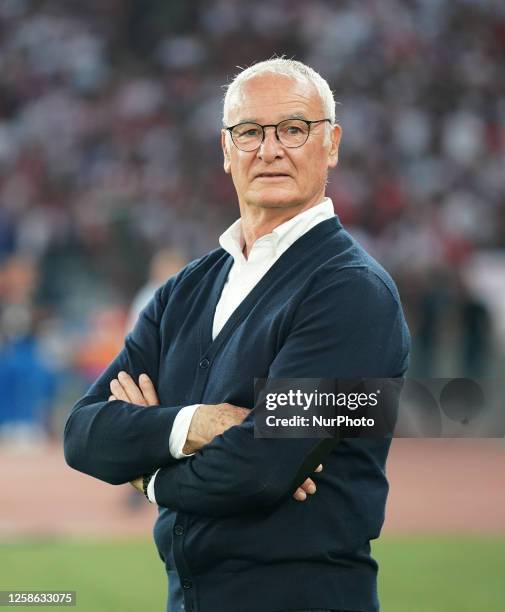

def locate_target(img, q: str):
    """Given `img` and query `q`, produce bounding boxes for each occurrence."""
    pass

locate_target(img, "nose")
[256,126,284,162]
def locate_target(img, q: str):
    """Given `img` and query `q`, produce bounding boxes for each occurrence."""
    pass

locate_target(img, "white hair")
[222,58,336,126]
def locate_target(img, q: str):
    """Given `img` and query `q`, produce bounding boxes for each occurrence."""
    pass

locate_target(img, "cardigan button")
[174,524,184,536]
[182,578,193,589]
[199,358,210,369]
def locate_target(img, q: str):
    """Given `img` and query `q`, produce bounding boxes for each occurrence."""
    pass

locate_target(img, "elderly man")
[64,59,410,612]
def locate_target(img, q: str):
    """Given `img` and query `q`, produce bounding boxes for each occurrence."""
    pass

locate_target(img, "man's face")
[221,73,342,213]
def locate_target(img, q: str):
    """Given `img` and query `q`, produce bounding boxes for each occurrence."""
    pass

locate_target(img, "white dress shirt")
[147,197,335,502]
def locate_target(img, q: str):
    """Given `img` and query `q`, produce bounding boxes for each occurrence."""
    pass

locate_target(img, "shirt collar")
[219,198,335,264]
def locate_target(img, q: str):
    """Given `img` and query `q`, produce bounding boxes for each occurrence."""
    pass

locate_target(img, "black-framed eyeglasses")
[224,118,332,152]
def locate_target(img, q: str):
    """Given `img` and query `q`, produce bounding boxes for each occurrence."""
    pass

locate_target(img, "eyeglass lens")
[231,119,310,151]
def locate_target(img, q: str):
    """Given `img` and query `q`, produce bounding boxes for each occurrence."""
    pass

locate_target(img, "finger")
[117,371,147,405]
[293,488,307,501]
[108,395,116,402]
[299,478,316,495]
[110,378,129,402]
[315,464,323,473]
[138,373,159,406]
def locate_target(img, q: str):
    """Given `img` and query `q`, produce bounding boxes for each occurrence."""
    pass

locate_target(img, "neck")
[240,195,326,259]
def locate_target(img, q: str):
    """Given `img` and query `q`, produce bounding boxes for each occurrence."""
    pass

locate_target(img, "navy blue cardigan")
[64,216,410,612]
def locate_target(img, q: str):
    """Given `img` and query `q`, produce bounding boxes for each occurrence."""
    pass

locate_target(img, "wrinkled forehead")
[225,73,324,125]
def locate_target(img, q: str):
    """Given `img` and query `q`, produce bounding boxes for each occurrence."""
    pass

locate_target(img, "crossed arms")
[63,267,406,517]
[107,370,321,503]
[65,365,331,517]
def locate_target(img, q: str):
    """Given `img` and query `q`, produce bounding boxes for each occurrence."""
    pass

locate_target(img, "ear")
[221,129,231,174]
[327,123,342,169]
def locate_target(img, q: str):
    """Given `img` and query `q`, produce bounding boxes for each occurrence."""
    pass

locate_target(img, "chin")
[248,188,299,209]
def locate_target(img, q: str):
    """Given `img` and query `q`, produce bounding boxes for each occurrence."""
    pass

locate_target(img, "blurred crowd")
[1,0,504,441]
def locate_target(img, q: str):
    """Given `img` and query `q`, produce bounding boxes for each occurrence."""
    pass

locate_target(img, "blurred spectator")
[0,333,56,448]
[0,254,38,343]
[456,274,492,378]
[73,307,127,385]
[0,254,57,448]
[126,248,188,332]
[413,268,454,378]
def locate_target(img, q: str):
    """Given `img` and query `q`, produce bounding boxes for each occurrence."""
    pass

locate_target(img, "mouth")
[254,173,291,179]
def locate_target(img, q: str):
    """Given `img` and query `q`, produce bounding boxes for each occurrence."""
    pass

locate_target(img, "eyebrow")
[233,112,309,124]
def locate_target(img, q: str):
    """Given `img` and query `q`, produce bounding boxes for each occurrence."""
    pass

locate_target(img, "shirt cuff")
[169,404,200,459]
[146,468,161,504]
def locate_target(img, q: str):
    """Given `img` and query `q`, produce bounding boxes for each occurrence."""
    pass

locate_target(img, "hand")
[184,403,323,502]
[293,463,323,502]
[108,371,159,493]
[108,375,322,503]
[108,371,159,406]
[183,403,249,454]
